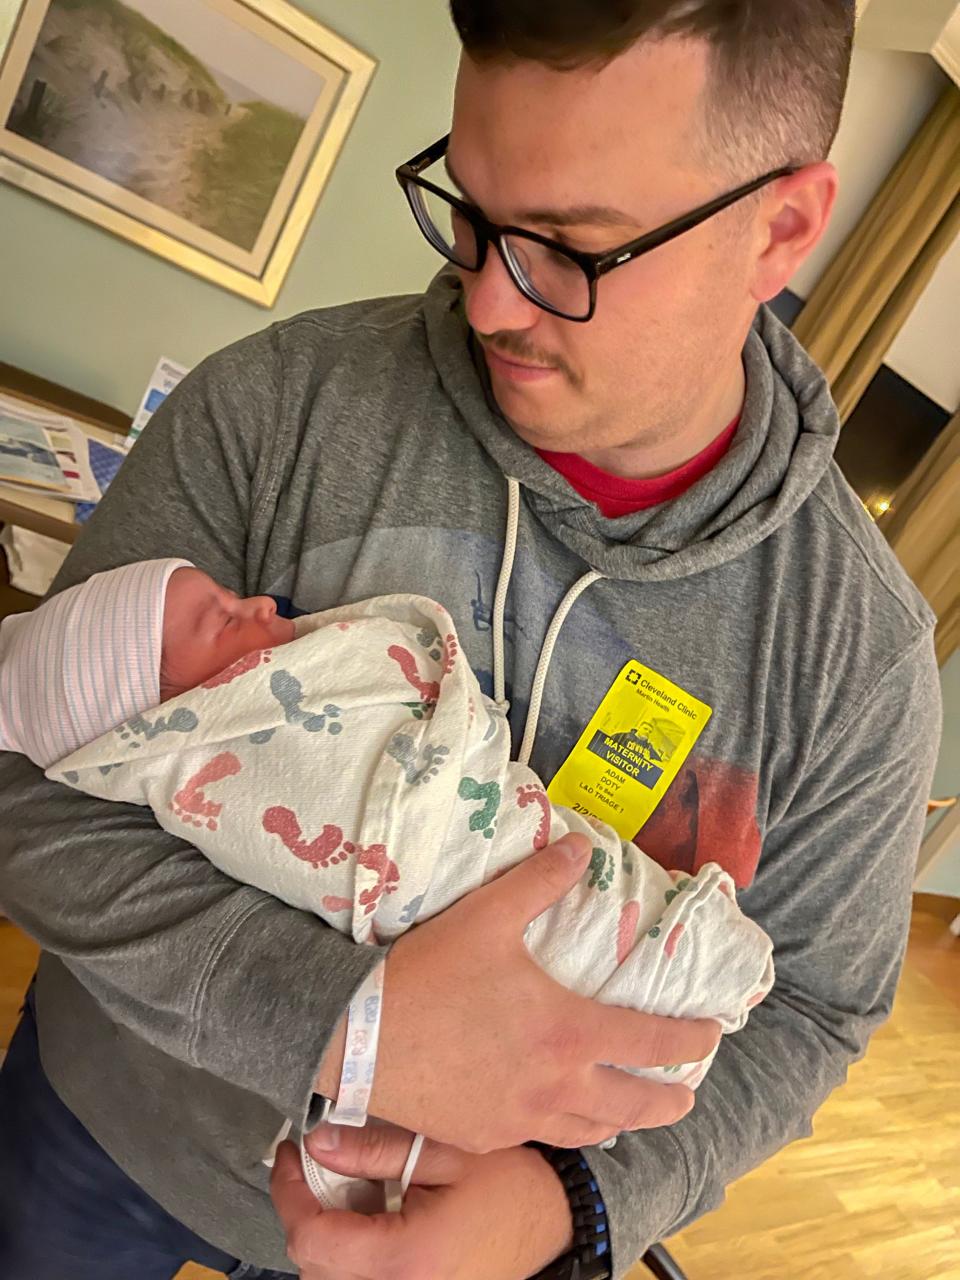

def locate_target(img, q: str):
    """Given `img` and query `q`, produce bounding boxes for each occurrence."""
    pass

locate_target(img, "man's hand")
[317,834,720,1153]
[272,1121,574,1280]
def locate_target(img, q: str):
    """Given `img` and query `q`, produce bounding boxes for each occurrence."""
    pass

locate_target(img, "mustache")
[480,332,577,384]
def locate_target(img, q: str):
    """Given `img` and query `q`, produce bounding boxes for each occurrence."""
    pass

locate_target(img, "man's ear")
[750,161,838,304]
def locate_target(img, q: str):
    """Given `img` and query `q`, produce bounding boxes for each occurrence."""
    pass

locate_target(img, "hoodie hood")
[423,270,840,583]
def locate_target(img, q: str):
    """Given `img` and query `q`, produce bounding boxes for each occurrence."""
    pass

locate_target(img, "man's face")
[448,40,763,458]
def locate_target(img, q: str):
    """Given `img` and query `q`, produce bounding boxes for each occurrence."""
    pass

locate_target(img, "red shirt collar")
[536,416,740,518]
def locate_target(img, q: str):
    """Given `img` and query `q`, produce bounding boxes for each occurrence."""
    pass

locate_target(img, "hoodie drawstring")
[494,477,605,769]
[518,568,603,767]
[492,477,520,708]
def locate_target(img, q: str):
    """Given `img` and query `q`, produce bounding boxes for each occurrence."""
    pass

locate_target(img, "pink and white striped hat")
[0,558,192,769]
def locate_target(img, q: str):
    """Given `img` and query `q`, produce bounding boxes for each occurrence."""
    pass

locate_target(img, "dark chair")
[641,1243,689,1280]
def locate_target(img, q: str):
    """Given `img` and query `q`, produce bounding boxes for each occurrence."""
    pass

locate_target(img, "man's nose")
[461,248,542,336]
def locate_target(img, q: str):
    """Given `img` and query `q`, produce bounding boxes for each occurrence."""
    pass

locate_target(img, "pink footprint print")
[203,649,272,689]
[170,752,242,831]
[387,645,440,703]
[617,901,641,965]
[686,1062,708,1089]
[262,807,349,869]
[516,784,551,850]
[348,841,400,915]
[441,633,458,674]
[665,922,686,960]
[322,895,353,913]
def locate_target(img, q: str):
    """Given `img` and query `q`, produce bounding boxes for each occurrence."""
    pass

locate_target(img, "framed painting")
[0,0,377,305]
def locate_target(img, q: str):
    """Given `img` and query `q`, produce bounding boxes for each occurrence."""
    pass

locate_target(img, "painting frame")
[0,0,377,306]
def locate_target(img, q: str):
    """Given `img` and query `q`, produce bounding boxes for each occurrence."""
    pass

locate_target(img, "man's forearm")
[0,751,385,1124]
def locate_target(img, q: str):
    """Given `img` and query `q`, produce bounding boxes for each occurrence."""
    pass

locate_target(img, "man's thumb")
[491,833,593,929]
[303,1121,466,1186]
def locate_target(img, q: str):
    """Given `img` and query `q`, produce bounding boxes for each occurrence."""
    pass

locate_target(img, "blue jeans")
[0,985,294,1280]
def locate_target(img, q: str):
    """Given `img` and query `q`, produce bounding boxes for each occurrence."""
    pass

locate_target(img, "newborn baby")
[0,559,774,1212]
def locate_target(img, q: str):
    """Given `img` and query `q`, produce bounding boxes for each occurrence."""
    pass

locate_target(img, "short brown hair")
[450,0,855,175]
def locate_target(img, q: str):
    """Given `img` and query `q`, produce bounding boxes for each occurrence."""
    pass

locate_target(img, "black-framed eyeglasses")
[396,134,797,323]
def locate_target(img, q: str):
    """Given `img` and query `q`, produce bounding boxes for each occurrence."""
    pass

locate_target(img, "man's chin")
[491,385,573,448]
[500,411,580,454]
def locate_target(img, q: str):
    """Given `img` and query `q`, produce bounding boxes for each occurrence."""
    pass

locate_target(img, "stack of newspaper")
[0,393,102,506]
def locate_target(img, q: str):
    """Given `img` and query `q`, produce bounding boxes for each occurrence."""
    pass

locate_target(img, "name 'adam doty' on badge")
[547,661,713,840]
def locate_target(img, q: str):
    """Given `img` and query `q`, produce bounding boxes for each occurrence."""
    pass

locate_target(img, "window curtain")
[792,84,960,425]
[878,410,959,667]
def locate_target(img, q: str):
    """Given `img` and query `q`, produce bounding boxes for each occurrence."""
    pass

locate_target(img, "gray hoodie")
[0,271,941,1275]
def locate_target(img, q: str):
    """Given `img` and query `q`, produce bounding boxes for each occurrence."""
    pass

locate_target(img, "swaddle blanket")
[50,593,774,1100]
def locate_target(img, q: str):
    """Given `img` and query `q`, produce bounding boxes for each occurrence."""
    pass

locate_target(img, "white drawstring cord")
[492,477,521,708]
[383,1131,427,1213]
[517,570,605,768]
[401,1131,426,1194]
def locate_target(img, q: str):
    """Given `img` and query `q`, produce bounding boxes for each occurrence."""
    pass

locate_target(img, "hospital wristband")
[325,957,386,1127]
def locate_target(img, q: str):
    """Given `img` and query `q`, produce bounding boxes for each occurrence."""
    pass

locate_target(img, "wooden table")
[0,362,130,545]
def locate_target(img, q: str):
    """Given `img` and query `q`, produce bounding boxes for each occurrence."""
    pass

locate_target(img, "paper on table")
[0,404,70,494]
[125,357,190,451]
[0,394,104,504]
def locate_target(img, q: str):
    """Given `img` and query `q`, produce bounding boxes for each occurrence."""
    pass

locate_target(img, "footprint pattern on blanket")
[119,707,199,748]
[588,847,615,892]
[388,645,440,705]
[415,625,459,674]
[648,877,694,937]
[269,670,342,735]
[516,783,551,849]
[458,776,501,840]
[387,733,450,785]
[664,921,685,959]
[617,901,641,965]
[398,893,424,924]
[202,648,273,689]
[262,807,349,869]
[351,841,401,915]
[170,752,242,831]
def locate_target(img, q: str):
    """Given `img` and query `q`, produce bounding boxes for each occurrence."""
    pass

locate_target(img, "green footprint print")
[588,847,615,892]
[458,776,501,840]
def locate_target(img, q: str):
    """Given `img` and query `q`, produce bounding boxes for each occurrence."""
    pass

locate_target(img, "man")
[0,2,942,1278]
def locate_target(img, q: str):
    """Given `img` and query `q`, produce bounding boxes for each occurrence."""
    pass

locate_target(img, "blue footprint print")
[416,626,443,662]
[269,670,342,736]
[458,776,501,840]
[387,733,450,785]
[399,894,425,925]
[119,707,198,748]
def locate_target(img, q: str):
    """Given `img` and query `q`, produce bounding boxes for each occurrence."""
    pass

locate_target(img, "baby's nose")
[242,595,277,620]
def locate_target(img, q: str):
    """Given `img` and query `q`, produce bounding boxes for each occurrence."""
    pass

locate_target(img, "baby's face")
[160,568,296,700]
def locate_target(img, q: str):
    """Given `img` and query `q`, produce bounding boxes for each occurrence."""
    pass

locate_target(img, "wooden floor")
[1,897,957,1280]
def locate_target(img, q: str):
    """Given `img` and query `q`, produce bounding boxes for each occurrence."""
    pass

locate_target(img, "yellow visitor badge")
[547,661,713,840]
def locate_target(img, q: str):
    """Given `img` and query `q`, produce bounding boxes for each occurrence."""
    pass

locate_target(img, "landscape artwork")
[0,0,376,303]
